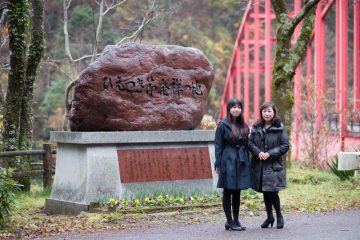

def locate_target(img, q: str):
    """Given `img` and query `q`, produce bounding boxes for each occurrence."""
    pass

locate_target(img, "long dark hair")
[226,98,249,141]
[253,101,281,127]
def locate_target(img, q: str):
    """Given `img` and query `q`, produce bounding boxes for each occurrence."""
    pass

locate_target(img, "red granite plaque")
[117,147,212,183]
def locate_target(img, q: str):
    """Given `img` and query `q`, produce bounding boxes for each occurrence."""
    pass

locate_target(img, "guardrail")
[301,112,360,134]
[0,143,56,188]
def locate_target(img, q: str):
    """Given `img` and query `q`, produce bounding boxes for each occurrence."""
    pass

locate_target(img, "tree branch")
[270,0,289,23]
[69,0,158,63]
[63,79,76,130]
[0,8,8,48]
[64,0,73,62]
[0,8,8,28]
[289,0,321,35]
[92,0,128,62]
[0,35,7,48]
[66,0,71,8]
[103,0,114,12]
[103,0,127,15]
[72,53,98,62]
[91,0,104,62]
[41,60,74,81]
[116,0,157,45]
[289,4,317,71]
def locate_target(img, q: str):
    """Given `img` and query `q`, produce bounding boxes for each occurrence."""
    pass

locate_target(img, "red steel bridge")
[219,0,359,160]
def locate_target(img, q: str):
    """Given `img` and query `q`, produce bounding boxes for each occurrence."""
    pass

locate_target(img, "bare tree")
[297,77,337,168]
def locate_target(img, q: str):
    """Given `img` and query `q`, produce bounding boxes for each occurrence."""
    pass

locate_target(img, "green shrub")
[0,168,21,227]
[327,155,354,181]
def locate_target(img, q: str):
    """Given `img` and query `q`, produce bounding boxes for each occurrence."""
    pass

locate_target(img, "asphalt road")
[41,209,360,240]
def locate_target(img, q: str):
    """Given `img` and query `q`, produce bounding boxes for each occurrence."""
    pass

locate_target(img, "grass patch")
[13,184,51,213]
[287,164,334,184]
[0,163,359,238]
[282,163,360,212]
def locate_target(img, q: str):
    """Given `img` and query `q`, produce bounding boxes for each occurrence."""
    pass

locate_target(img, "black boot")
[261,217,275,228]
[225,220,246,231]
[271,192,284,229]
[225,221,232,230]
[232,221,246,231]
[223,189,233,230]
[232,190,246,231]
[277,215,284,229]
[261,193,275,228]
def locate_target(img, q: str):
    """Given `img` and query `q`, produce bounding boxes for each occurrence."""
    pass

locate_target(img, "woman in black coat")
[215,98,253,231]
[248,101,289,229]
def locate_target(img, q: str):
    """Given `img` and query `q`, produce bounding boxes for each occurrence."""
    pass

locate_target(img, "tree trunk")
[2,0,30,190]
[17,0,44,191]
[19,0,44,151]
[272,33,294,130]
[2,0,44,191]
[272,7,317,131]
[271,45,295,167]
[270,0,319,164]
[3,0,29,153]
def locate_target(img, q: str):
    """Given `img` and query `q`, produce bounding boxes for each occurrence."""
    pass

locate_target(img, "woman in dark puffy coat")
[215,98,253,231]
[248,101,290,229]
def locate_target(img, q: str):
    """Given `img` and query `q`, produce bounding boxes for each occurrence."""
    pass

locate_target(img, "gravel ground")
[39,209,360,240]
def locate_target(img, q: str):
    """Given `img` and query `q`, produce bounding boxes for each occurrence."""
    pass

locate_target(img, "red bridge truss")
[220,0,360,160]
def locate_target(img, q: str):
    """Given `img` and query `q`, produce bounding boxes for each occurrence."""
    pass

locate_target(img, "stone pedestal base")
[45,199,89,215]
[46,130,216,214]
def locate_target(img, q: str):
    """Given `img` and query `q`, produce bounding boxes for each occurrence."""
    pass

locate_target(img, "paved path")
[40,209,360,240]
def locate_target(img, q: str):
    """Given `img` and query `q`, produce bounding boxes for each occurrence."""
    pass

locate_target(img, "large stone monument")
[46,43,217,214]
[69,43,213,131]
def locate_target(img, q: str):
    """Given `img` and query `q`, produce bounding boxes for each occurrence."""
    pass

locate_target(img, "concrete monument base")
[45,130,216,215]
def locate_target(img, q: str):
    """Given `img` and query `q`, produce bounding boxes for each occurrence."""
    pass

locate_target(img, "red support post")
[236,47,242,100]
[354,0,360,111]
[335,0,340,113]
[244,24,250,123]
[228,70,234,99]
[321,0,336,17]
[254,4,260,121]
[337,0,348,150]
[294,0,302,161]
[314,3,326,128]
[294,65,302,161]
[265,0,272,101]
[320,6,326,99]
[306,43,313,115]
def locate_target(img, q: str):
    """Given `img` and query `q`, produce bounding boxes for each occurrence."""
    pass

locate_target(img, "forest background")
[0,0,350,148]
